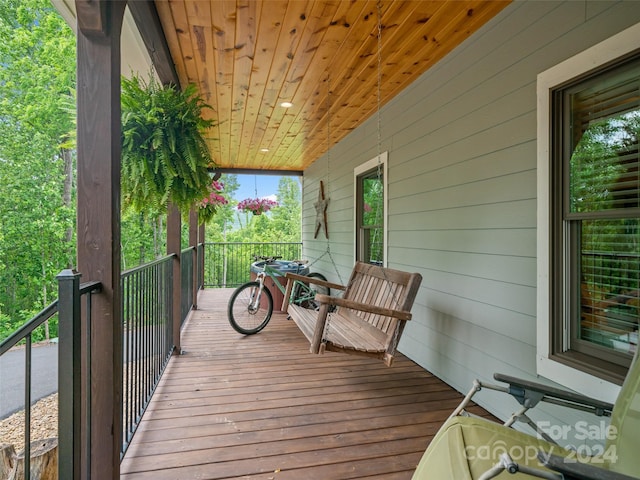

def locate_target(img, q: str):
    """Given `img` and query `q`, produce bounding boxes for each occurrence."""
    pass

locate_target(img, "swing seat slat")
[283,262,422,366]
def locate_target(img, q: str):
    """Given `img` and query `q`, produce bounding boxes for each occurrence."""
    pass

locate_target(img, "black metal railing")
[1,241,307,475]
[0,272,101,480]
[203,242,303,287]
[120,255,174,457]
[181,247,195,325]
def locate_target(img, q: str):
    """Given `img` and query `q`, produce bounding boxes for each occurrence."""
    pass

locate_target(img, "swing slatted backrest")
[284,262,422,366]
[345,263,414,332]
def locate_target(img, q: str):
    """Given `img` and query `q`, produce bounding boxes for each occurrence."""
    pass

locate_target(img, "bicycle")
[227,255,330,335]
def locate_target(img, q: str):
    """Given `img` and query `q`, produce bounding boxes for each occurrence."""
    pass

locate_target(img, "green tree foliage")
[205,174,240,242]
[121,208,166,271]
[0,0,75,139]
[569,112,640,295]
[0,0,76,339]
[362,175,384,263]
[226,177,301,244]
[268,177,302,242]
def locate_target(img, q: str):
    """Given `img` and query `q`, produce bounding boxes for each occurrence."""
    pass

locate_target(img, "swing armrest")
[283,272,346,291]
[282,273,346,312]
[314,294,413,321]
[538,451,639,480]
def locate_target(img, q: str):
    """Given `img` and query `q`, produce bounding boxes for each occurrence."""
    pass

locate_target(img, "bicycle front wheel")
[228,282,273,334]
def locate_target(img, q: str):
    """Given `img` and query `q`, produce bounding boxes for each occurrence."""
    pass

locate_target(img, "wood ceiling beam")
[75,0,110,36]
[209,167,303,177]
[128,0,180,87]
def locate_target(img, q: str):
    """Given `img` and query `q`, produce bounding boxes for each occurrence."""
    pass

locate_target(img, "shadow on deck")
[121,288,493,479]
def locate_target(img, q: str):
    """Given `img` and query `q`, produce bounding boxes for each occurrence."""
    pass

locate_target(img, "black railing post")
[198,223,205,289]
[196,243,203,291]
[57,269,82,480]
[167,203,181,354]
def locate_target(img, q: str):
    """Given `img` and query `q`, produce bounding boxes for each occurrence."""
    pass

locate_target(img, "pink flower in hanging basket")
[237,197,278,215]
[197,180,229,224]
[198,180,228,208]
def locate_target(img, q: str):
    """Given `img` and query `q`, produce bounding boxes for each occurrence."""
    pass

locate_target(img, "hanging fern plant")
[121,74,216,214]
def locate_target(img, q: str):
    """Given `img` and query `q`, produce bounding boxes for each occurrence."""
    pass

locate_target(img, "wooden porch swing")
[282,262,422,366]
[282,1,422,367]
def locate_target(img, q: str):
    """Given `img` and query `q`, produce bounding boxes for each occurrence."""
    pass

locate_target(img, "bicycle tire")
[228,281,273,334]
[292,272,330,310]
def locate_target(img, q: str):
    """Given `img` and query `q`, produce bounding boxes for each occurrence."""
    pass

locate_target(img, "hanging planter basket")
[237,197,278,216]
[120,74,216,214]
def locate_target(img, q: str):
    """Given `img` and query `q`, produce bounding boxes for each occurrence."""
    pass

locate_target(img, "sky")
[233,174,289,202]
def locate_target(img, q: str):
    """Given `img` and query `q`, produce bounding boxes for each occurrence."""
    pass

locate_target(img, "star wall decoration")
[314,180,329,239]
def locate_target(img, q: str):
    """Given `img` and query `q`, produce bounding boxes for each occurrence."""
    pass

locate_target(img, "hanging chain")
[326,73,331,198]
[372,0,384,264]
[376,2,404,346]
[376,0,382,163]
[323,73,337,345]
[376,1,402,328]
[322,1,408,354]
[322,73,343,284]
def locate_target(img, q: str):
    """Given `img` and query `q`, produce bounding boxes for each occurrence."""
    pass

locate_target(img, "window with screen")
[550,54,640,380]
[354,153,387,266]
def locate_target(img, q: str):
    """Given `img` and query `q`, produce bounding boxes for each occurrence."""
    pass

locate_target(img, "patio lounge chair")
[411,348,640,479]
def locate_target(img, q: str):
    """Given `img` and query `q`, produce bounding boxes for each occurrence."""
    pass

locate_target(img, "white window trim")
[536,22,640,403]
[354,152,388,267]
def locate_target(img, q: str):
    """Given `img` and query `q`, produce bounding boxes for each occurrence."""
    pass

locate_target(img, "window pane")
[569,111,640,214]
[357,167,384,265]
[579,219,639,357]
[363,176,383,226]
[360,226,383,265]
[561,57,640,370]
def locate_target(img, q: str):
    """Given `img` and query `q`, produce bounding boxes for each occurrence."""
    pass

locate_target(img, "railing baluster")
[135,270,141,432]
[24,333,31,479]
[84,287,93,479]
[202,242,303,288]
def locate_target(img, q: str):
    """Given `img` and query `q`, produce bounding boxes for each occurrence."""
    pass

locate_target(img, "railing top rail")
[0,280,101,356]
[181,246,196,254]
[204,242,302,246]
[121,254,175,277]
[0,300,58,356]
[79,280,102,295]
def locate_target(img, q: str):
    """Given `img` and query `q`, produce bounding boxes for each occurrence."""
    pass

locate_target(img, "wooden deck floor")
[121,288,492,479]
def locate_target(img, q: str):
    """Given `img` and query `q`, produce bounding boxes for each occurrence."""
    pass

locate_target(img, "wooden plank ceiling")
[154,0,510,173]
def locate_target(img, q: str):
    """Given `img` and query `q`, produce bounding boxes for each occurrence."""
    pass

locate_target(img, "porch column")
[189,208,199,309]
[167,203,181,353]
[75,1,126,478]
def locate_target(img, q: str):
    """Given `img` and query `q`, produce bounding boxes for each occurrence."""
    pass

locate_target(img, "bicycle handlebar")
[253,255,283,262]
[253,255,309,266]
